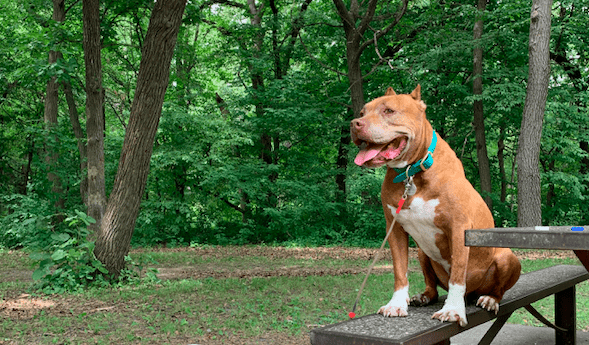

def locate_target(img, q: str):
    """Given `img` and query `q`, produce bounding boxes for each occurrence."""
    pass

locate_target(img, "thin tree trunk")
[83,0,106,234]
[332,0,371,202]
[581,141,589,224]
[94,0,187,277]
[497,126,507,203]
[472,0,492,211]
[516,0,553,227]
[543,156,556,209]
[44,0,66,215]
[18,141,34,195]
[63,81,89,205]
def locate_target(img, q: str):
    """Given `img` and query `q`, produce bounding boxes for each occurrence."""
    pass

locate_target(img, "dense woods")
[0,0,587,263]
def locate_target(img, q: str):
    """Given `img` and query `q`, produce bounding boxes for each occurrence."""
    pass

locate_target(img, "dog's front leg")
[378,221,410,317]
[432,230,469,326]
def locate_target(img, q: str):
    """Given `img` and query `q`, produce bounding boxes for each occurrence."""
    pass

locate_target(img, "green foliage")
[116,254,161,287]
[29,211,109,294]
[0,193,51,248]
[1,0,588,255]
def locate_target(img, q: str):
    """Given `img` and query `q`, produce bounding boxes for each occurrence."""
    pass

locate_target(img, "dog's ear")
[385,87,396,96]
[410,84,421,101]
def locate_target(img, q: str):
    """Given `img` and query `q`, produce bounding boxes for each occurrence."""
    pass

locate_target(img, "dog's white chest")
[387,198,450,272]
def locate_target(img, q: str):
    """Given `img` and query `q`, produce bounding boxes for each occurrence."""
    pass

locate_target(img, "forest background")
[0,0,587,254]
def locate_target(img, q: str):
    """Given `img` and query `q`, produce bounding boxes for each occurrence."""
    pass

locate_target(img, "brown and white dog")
[351,85,520,326]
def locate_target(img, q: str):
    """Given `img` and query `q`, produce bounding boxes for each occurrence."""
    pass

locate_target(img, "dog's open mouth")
[354,136,407,166]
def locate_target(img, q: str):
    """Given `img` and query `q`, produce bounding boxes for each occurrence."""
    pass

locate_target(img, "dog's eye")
[384,108,395,115]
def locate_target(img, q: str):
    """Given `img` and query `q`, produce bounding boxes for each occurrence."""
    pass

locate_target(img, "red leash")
[349,217,398,319]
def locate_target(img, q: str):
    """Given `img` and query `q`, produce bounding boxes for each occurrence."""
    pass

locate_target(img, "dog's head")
[351,85,429,168]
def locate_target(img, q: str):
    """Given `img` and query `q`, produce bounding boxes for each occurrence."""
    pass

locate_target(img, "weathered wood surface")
[310,265,589,345]
[465,226,589,250]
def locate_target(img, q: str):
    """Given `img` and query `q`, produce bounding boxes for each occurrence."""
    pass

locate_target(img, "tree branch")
[373,31,395,71]
[222,197,244,214]
[357,0,378,34]
[357,0,409,54]
[332,0,355,28]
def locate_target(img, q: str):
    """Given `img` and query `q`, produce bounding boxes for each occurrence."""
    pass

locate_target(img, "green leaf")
[51,233,70,243]
[32,268,48,281]
[75,210,96,224]
[51,249,67,261]
[39,259,54,269]
[22,218,36,226]
[92,260,108,273]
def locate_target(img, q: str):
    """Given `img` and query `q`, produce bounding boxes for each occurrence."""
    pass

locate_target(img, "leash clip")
[404,175,416,197]
[397,173,415,214]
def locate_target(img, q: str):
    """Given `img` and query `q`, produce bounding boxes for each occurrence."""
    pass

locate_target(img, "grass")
[1,247,588,344]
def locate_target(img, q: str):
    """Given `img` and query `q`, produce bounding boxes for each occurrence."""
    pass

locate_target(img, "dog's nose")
[351,119,365,130]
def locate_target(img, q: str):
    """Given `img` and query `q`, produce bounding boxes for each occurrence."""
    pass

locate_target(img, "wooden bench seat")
[310,265,589,345]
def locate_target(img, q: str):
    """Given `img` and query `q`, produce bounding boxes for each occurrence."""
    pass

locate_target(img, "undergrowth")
[28,210,159,294]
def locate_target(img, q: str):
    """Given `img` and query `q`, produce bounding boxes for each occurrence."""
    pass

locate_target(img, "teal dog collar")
[392,130,437,183]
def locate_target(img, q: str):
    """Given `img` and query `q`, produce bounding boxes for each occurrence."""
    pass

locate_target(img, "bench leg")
[555,285,576,345]
[477,312,513,345]
[432,339,450,345]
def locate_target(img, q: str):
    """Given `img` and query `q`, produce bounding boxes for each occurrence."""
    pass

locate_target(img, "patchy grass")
[1,247,588,344]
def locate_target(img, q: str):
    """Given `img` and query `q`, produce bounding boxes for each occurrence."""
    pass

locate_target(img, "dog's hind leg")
[410,249,440,306]
[475,248,521,314]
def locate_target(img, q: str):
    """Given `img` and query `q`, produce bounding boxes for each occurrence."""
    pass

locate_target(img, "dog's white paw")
[477,295,499,314]
[378,304,409,317]
[432,283,467,326]
[432,306,468,327]
[378,286,409,317]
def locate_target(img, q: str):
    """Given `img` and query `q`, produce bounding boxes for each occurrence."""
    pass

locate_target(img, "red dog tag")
[396,199,405,213]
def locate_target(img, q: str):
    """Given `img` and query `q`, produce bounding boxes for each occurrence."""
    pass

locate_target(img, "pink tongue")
[354,138,407,166]
[354,143,388,166]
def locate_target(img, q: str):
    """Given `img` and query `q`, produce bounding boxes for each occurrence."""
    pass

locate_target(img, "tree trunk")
[43,0,66,215]
[63,81,89,206]
[83,0,106,234]
[18,141,34,195]
[516,0,553,227]
[247,1,273,172]
[94,0,187,277]
[497,126,507,203]
[332,0,371,202]
[581,141,589,224]
[472,0,492,211]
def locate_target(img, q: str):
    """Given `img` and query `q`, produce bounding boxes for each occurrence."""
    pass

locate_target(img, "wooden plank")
[310,265,589,345]
[465,226,589,250]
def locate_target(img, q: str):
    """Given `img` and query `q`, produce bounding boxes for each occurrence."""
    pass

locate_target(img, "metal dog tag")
[405,177,417,196]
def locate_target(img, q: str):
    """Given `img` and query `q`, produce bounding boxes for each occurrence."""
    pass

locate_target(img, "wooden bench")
[310,265,588,345]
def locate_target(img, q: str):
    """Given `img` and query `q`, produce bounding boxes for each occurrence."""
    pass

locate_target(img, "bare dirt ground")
[145,246,578,280]
[2,246,578,283]
[0,246,579,344]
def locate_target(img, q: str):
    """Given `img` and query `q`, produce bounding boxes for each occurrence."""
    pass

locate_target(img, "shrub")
[30,210,109,294]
